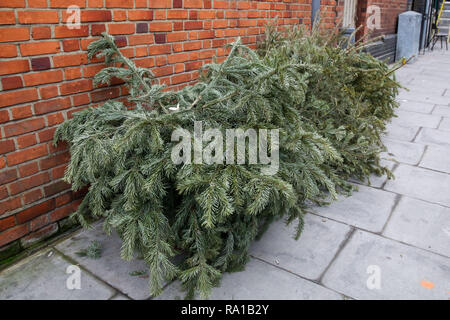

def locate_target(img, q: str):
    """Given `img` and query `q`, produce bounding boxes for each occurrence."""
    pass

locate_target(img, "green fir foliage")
[54,25,400,298]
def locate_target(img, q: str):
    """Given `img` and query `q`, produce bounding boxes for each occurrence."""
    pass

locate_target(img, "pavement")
[1,49,449,300]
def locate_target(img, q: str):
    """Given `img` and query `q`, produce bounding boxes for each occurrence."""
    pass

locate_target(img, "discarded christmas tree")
[54,25,400,298]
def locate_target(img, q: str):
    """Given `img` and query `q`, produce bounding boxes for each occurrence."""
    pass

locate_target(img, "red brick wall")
[0,0,315,256]
[355,0,409,39]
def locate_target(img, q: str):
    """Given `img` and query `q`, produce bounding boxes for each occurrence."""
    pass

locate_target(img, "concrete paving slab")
[384,164,450,207]
[55,223,151,300]
[349,159,396,188]
[250,214,351,280]
[439,117,450,131]
[419,145,450,174]
[310,185,397,233]
[0,249,114,300]
[322,230,450,300]
[414,128,450,147]
[398,100,435,114]
[390,110,441,129]
[397,92,450,106]
[382,138,426,165]
[383,197,450,257]
[385,123,420,142]
[432,105,450,117]
[155,259,343,300]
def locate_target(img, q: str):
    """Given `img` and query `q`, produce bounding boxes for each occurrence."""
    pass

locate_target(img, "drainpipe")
[312,0,321,26]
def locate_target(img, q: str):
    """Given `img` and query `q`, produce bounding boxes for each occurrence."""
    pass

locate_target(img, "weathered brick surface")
[0,0,408,255]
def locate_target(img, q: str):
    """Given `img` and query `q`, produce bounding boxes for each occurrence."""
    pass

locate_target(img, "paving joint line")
[51,247,134,301]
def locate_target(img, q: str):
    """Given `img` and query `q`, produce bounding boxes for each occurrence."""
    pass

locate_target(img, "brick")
[91,87,121,102]
[0,110,9,123]
[108,23,135,34]
[9,172,50,196]
[55,192,72,207]
[18,11,59,24]
[154,33,166,44]
[168,10,188,19]
[24,70,63,86]
[114,35,127,47]
[0,186,7,200]
[0,168,17,185]
[135,0,148,7]
[65,67,82,80]
[17,134,38,149]
[28,0,48,8]
[128,34,153,45]
[106,0,134,8]
[0,224,28,247]
[1,76,23,91]
[20,223,58,247]
[23,188,44,205]
[60,79,93,95]
[53,53,88,68]
[136,23,148,33]
[149,0,171,8]
[30,214,49,231]
[6,144,48,166]
[54,25,89,38]
[172,73,191,85]
[149,44,171,55]
[128,10,153,21]
[40,152,70,171]
[38,127,57,142]
[168,52,190,64]
[34,97,71,115]
[150,21,172,32]
[0,27,29,42]
[184,21,203,30]
[32,27,52,41]
[0,88,38,108]
[185,0,203,8]
[0,197,21,216]
[11,105,32,120]
[0,216,15,232]
[50,203,73,222]
[62,39,80,52]
[0,139,15,154]
[31,57,51,71]
[50,0,86,7]
[0,11,16,25]
[0,44,17,58]
[44,180,70,197]
[92,24,107,35]
[52,164,67,179]
[20,41,60,56]
[173,0,182,8]
[47,113,65,127]
[198,30,215,39]
[0,60,29,76]
[40,85,59,99]
[113,10,127,21]
[81,10,112,22]
[0,0,26,8]
[19,161,39,178]
[167,32,188,42]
